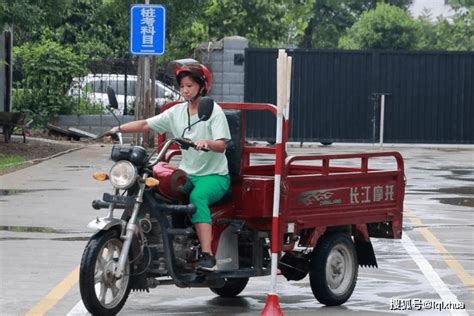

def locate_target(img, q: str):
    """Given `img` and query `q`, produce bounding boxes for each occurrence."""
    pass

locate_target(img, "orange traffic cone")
[261,293,283,316]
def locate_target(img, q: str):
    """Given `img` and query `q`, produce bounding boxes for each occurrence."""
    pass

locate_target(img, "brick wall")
[197,36,248,102]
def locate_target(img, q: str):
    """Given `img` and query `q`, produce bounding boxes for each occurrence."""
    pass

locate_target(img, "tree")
[13,40,85,125]
[162,0,312,57]
[448,0,474,7]
[299,0,412,49]
[204,0,290,48]
[417,7,474,50]
[3,0,308,59]
[0,0,72,44]
[338,3,418,49]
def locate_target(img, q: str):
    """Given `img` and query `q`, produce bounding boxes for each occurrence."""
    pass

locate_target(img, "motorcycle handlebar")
[92,200,109,209]
[147,137,210,168]
[92,199,126,210]
[157,203,196,215]
[175,138,209,152]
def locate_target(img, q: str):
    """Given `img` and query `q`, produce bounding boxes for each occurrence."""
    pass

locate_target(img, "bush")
[416,7,474,50]
[338,3,419,50]
[72,99,106,115]
[12,40,87,127]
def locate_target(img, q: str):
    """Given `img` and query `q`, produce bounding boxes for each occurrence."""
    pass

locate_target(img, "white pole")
[264,50,291,315]
[285,56,292,119]
[277,50,287,115]
[379,94,385,150]
[269,49,287,295]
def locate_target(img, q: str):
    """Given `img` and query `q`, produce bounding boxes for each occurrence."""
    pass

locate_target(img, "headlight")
[109,161,137,189]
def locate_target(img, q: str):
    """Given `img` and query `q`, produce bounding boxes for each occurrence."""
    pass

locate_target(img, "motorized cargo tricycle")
[79,94,405,315]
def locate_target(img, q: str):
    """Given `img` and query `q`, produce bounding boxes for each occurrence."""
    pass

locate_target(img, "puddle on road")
[65,165,93,168]
[0,236,89,241]
[407,184,474,208]
[405,223,474,231]
[407,185,474,195]
[433,197,474,207]
[435,148,473,153]
[0,226,90,241]
[64,165,93,172]
[445,176,474,182]
[450,169,473,176]
[0,226,62,233]
[0,189,68,196]
[0,226,86,234]
[29,179,68,183]
[437,186,474,195]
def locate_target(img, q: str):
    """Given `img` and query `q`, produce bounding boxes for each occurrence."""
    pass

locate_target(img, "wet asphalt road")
[0,141,472,316]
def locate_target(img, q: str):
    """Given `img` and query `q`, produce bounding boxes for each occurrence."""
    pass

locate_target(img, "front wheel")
[210,277,249,297]
[309,233,358,306]
[80,229,131,316]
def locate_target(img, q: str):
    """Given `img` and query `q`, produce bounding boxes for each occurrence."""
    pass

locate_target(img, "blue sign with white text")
[130,5,166,55]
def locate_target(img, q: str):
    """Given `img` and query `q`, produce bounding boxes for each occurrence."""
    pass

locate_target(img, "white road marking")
[401,232,468,316]
[67,300,89,316]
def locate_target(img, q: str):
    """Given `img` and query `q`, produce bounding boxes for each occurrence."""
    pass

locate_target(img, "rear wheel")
[309,233,358,306]
[210,277,249,297]
[80,230,131,316]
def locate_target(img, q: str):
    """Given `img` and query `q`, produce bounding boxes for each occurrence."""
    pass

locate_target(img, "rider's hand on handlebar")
[107,126,120,136]
[194,140,210,151]
[102,127,120,143]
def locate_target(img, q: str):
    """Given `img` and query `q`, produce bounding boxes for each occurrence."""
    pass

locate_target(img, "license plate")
[103,193,135,205]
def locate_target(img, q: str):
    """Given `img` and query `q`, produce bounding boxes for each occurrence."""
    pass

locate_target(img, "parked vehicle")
[68,74,181,114]
[79,91,406,315]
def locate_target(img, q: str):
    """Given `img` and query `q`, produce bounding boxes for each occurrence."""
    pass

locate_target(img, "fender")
[87,216,126,232]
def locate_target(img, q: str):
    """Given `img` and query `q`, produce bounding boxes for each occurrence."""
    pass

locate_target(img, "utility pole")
[135,0,151,146]
[130,2,166,145]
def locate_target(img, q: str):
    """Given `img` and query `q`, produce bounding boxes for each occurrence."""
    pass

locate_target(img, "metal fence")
[69,58,180,115]
[244,48,474,144]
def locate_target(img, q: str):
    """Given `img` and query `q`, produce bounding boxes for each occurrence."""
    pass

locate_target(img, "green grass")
[0,154,26,169]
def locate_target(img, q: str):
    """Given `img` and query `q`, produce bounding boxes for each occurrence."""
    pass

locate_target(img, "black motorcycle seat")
[223,110,242,182]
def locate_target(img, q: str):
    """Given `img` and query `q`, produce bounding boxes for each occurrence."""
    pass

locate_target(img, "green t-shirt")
[146,101,231,176]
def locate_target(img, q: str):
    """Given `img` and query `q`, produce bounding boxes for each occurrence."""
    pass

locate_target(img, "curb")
[1,145,86,170]
[30,145,86,164]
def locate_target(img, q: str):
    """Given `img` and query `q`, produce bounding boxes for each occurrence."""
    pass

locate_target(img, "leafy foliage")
[152,0,312,58]
[449,0,474,7]
[338,3,419,49]
[1,1,44,42]
[417,7,474,50]
[204,0,288,48]
[299,0,413,48]
[12,40,86,126]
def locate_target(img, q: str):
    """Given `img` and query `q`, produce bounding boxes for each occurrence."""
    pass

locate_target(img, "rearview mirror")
[198,97,214,121]
[107,86,119,109]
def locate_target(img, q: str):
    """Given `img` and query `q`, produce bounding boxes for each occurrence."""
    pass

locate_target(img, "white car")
[68,74,181,114]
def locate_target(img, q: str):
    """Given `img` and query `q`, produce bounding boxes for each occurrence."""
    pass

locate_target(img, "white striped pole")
[262,49,291,316]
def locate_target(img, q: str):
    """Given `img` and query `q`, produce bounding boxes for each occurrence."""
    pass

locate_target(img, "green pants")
[184,174,230,224]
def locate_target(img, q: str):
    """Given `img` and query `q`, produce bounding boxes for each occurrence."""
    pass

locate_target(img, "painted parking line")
[406,209,474,294]
[25,266,79,316]
[402,233,468,316]
[67,300,89,316]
